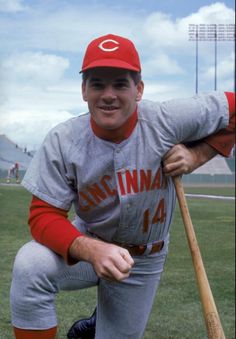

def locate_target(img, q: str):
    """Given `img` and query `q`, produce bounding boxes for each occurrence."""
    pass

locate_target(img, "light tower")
[188,24,235,94]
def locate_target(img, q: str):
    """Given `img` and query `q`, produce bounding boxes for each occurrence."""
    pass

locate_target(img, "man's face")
[82,67,144,130]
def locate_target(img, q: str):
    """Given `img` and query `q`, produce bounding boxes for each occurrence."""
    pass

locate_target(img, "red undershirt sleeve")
[203,92,235,157]
[29,196,83,265]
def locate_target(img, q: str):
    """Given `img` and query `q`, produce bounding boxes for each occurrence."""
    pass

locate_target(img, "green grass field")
[0,184,235,338]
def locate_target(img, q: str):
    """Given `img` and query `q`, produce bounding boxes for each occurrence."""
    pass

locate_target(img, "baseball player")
[10,34,235,339]
[6,162,20,184]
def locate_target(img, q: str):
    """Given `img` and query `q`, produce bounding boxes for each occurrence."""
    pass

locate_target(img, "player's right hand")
[69,236,134,282]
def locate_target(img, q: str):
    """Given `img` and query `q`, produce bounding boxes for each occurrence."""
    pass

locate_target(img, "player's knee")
[12,241,59,285]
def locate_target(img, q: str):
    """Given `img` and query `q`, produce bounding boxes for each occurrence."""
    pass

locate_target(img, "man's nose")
[101,86,117,101]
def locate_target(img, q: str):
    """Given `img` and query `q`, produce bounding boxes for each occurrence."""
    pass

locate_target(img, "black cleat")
[67,308,97,339]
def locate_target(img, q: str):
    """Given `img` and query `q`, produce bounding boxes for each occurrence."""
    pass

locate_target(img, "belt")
[114,240,164,256]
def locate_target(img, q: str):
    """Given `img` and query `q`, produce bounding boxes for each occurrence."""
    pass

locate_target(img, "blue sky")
[0,0,235,150]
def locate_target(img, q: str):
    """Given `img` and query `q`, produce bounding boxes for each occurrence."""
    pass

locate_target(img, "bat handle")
[172,176,226,339]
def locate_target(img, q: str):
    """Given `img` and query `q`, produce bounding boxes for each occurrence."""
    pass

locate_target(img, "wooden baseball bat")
[172,176,225,339]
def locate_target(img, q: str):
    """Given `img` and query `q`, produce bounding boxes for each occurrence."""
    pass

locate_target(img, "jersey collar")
[90,108,138,143]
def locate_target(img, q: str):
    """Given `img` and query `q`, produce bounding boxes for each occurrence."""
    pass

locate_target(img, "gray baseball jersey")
[22,92,228,246]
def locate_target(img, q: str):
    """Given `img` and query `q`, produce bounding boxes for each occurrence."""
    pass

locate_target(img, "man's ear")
[82,82,87,102]
[136,81,144,101]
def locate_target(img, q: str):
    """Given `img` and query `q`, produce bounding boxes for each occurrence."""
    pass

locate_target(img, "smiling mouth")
[99,106,119,112]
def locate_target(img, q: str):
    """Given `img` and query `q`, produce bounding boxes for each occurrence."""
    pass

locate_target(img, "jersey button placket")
[114,147,130,239]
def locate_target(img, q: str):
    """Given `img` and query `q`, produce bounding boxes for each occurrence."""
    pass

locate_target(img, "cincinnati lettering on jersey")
[78,167,167,212]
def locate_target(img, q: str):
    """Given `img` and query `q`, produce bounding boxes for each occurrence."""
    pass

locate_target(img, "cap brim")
[80,58,141,73]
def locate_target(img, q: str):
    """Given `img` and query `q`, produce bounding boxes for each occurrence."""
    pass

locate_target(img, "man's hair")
[82,70,142,85]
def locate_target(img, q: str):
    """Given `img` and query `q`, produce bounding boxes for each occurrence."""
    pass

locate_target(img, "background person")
[6,162,20,184]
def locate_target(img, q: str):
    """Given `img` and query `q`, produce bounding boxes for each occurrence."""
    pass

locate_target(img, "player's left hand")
[162,144,198,177]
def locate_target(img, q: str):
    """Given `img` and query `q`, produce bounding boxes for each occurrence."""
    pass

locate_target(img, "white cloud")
[203,52,235,79]
[141,2,235,54]
[0,79,87,149]
[143,53,184,77]
[0,51,86,149]
[0,0,26,12]
[0,109,74,149]
[0,5,139,53]
[185,2,235,24]
[200,52,235,91]
[143,80,193,102]
[141,12,189,51]
[2,52,69,85]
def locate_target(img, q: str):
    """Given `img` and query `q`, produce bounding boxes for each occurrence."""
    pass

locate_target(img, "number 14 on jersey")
[143,198,166,233]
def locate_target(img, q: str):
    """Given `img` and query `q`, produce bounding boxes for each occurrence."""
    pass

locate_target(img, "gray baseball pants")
[10,238,168,339]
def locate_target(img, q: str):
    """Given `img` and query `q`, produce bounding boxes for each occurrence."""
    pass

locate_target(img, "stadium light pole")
[214,24,217,91]
[188,24,235,93]
[196,25,199,94]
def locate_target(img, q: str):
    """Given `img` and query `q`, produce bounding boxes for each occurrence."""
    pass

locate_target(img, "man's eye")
[115,82,128,89]
[90,82,103,88]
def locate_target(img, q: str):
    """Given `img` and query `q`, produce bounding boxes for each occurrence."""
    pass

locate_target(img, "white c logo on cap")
[98,39,119,52]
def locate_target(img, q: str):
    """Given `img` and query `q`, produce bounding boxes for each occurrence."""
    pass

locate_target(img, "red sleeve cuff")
[225,92,235,114]
[204,92,235,157]
[29,196,83,264]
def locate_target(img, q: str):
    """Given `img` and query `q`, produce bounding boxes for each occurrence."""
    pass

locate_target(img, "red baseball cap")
[80,34,141,73]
